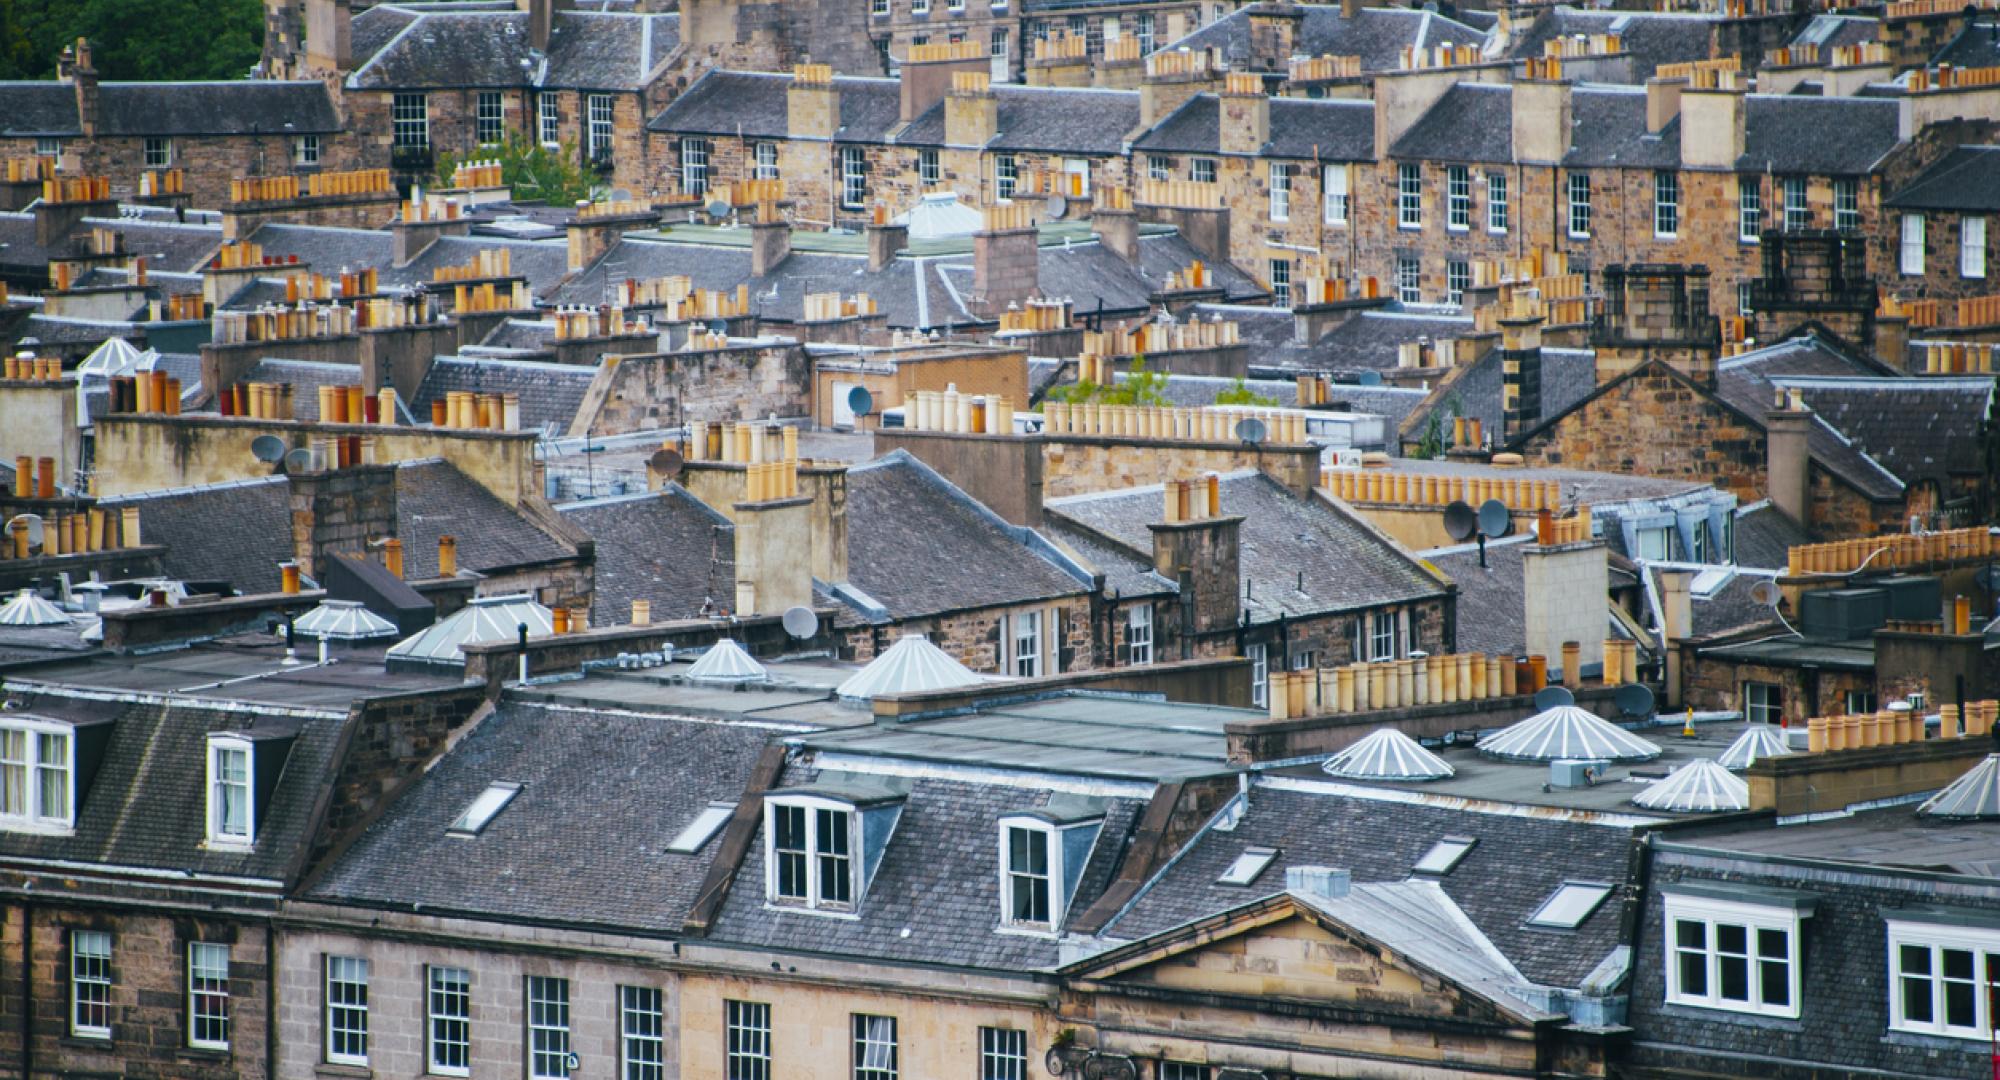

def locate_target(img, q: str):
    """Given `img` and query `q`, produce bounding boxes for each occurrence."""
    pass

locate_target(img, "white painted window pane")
[669,802,737,853]
[450,782,520,835]
[1528,883,1611,927]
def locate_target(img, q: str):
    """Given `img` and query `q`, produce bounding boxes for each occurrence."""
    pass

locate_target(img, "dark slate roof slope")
[1389,83,1511,163]
[1731,501,1806,570]
[842,452,1089,621]
[1048,472,1445,622]
[100,82,341,136]
[1740,95,1901,175]
[1789,13,1879,51]
[0,83,88,137]
[1102,781,1636,987]
[1777,374,1993,484]
[1933,19,2000,69]
[1565,86,1678,169]
[411,356,594,434]
[1423,536,1530,657]
[308,700,780,932]
[1505,7,1714,78]
[394,459,576,579]
[1132,95,1373,158]
[560,487,735,626]
[1711,335,1907,500]
[1167,5,1490,73]
[708,765,1146,969]
[1887,145,2000,213]
[647,69,902,140]
[1400,346,1597,450]
[990,86,1140,154]
[0,694,344,882]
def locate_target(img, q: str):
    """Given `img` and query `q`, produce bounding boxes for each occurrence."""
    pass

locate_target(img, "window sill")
[1658,999,1801,1026]
[1446,224,1469,233]
[1488,227,1508,235]
[59,1034,113,1051]
[1883,1027,1997,1050]
[178,1046,232,1062]
[316,1063,373,1079]
[1655,233,1679,241]
[1398,223,1422,232]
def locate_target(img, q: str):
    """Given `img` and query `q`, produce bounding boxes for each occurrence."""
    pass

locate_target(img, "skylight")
[448,782,521,836]
[1217,846,1279,887]
[1527,882,1614,929]
[667,802,737,853]
[1413,836,1477,876]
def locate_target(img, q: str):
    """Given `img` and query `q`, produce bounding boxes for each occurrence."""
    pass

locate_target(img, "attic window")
[998,811,1105,932]
[1528,882,1614,929]
[1217,846,1279,887]
[206,737,254,847]
[1413,836,1477,876]
[667,802,736,853]
[0,719,75,832]
[449,782,521,836]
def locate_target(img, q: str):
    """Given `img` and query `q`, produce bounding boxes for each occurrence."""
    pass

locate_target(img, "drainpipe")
[20,899,32,1079]
[265,919,278,1080]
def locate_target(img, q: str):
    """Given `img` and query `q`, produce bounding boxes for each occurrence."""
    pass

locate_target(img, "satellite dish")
[648,447,684,478]
[282,447,315,473]
[610,188,634,202]
[1476,498,1511,539]
[781,605,818,639]
[1356,370,1383,387]
[1442,500,1477,542]
[704,198,732,221]
[707,319,728,336]
[1615,682,1656,717]
[1045,194,1069,220]
[846,385,875,418]
[4,514,44,552]
[1532,684,1576,711]
[1749,579,1778,606]
[250,434,287,463]
[1234,417,1268,445]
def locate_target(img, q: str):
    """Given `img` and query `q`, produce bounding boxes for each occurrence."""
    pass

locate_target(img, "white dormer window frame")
[0,718,76,834]
[205,735,255,849]
[765,796,859,916]
[996,814,1100,935]
[1664,893,1804,1019]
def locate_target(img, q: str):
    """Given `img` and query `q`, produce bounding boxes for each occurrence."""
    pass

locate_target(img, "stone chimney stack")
[1678,69,1747,170]
[1093,191,1139,264]
[787,64,841,141]
[1148,477,1243,638]
[59,39,100,138]
[733,460,813,616]
[522,0,568,54]
[866,218,908,272]
[1658,567,1693,705]
[304,0,353,74]
[1766,389,1813,531]
[749,202,792,278]
[1645,75,1683,134]
[1139,48,1219,130]
[945,71,998,148]
[1590,264,1722,386]
[288,462,399,583]
[1511,65,1572,165]
[901,41,988,124]
[973,202,1039,317]
[1522,534,1609,686]
[1499,305,1544,442]
[1217,72,1271,156]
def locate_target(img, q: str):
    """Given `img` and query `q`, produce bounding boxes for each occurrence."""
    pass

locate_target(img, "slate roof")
[1047,471,1446,623]
[0,693,344,883]
[409,356,595,435]
[1132,95,1374,159]
[307,700,777,932]
[1687,569,1781,638]
[1167,5,1490,73]
[1422,535,1531,657]
[1738,95,1901,175]
[1399,346,1598,450]
[1101,780,1638,987]
[1047,521,1175,601]
[646,69,902,141]
[348,7,678,91]
[559,487,735,626]
[0,81,341,137]
[1933,19,2000,69]
[241,225,571,299]
[898,84,1141,154]
[1731,500,1807,570]
[241,359,363,421]
[0,214,222,276]
[1789,13,1880,51]
[98,460,577,593]
[707,764,1147,970]
[1505,7,1714,78]
[1565,86,1679,169]
[1886,145,2000,213]
[841,452,1089,622]
[1388,83,1512,163]
[1301,309,1475,373]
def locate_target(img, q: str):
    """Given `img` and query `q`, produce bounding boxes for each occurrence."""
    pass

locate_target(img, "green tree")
[436,134,601,207]
[4,0,264,81]
[1214,377,1279,407]
[1043,356,1170,408]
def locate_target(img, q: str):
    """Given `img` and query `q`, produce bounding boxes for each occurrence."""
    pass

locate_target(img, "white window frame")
[1191,157,1216,184]
[1008,610,1042,678]
[1888,920,2000,1040]
[1446,164,1471,231]
[1149,155,1172,182]
[539,93,561,148]
[995,153,1018,200]
[1396,256,1421,304]
[1063,157,1091,198]
[144,137,172,168]
[991,28,1009,56]
[1963,216,1987,279]
[206,735,254,848]
[325,955,370,1066]
[0,720,74,832]
[1322,163,1348,226]
[1268,161,1290,222]
[1739,178,1762,243]
[587,93,616,163]
[979,1026,1027,1079]
[1654,170,1680,238]
[427,965,471,1076]
[999,820,1058,931]
[526,975,572,1080]
[1247,643,1268,707]
[187,941,230,1051]
[70,930,112,1039]
[35,136,62,159]
[476,90,505,145]
[765,796,858,913]
[949,0,966,12]
[1397,163,1422,229]
[1270,257,1291,308]
[1368,610,1397,661]
[726,999,773,1080]
[1834,177,1860,231]
[1127,604,1153,666]
[620,985,665,1080]
[1664,894,1804,1019]
[681,137,712,197]
[293,134,321,167]
[393,93,429,150]
[1447,259,1470,307]
[1744,681,1782,725]
[918,149,940,187]
[754,141,780,181]
[871,0,887,15]
[1136,12,1156,53]
[1902,213,1926,276]
[853,1014,898,1080]
[1782,175,1810,231]
[1487,171,1508,233]
[1567,172,1591,238]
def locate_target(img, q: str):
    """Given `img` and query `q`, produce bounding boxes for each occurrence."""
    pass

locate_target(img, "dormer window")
[997,803,1104,933]
[0,719,77,832]
[764,782,905,915]
[203,725,299,849]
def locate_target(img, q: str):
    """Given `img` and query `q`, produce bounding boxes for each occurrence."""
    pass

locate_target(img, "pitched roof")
[899,85,1142,154]
[1738,94,1901,175]
[1388,83,1512,163]
[559,487,734,626]
[0,80,340,137]
[1100,780,1637,986]
[1168,5,1490,73]
[1505,7,1715,78]
[840,452,1089,621]
[645,69,902,140]
[1731,501,1808,570]
[307,700,779,931]
[348,7,678,91]
[1047,472,1447,623]
[1399,345,1599,449]
[1932,19,2000,69]
[1131,94,1374,159]
[410,356,595,436]
[1422,535,1531,657]
[1886,145,2000,213]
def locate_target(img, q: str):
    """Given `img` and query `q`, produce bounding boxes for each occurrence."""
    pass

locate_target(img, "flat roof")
[1696,635,1876,671]
[1380,458,1714,505]
[510,655,877,731]
[642,220,1177,258]
[1670,802,2000,875]
[6,636,460,711]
